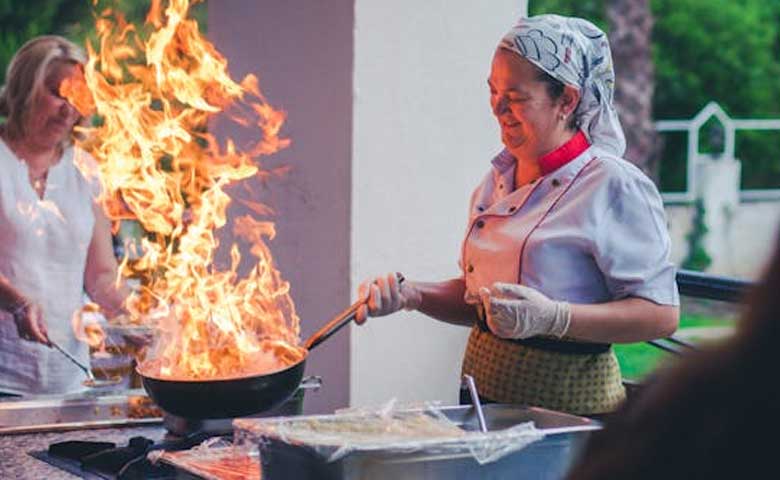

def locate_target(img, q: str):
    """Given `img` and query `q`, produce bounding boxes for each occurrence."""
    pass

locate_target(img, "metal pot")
[137,297,365,419]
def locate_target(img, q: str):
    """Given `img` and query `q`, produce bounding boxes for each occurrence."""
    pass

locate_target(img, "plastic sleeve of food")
[232,399,545,464]
[150,437,260,480]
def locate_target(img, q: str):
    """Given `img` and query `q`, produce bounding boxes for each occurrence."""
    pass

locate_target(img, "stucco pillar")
[694,154,742,275]
[209,0,354,414]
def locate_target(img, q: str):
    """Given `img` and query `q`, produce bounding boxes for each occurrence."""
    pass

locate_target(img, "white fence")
[656,102,780,278]
[657,101,780,203]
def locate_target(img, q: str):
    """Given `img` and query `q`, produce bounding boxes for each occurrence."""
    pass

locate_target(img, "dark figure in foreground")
[566,231,780,479]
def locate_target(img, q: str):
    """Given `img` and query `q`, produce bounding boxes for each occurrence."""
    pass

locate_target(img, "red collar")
[538,131,590,176]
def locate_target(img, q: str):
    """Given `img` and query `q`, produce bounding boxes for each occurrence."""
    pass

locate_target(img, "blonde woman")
[0,36,127,395]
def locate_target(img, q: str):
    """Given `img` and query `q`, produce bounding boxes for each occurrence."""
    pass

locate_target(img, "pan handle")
[303,274,405,351]
[303,298,363,351]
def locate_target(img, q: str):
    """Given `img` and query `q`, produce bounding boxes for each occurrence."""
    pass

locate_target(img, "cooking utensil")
[462,374,487,433]
[49,340,122,388]
[138,275,405,419]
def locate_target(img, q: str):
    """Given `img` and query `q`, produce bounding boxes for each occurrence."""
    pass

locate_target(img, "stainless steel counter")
[0,387,595,480]
[0,388,162,435]
[0,382,316,479]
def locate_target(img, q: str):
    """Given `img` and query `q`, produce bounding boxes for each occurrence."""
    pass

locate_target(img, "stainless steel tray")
[0,389,162,434]
[238,404,601,480]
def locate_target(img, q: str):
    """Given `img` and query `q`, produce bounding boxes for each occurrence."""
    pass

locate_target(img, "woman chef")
[356,14,679,416]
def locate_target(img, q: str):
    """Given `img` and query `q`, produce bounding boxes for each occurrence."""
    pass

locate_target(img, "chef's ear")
[559,85,580,118]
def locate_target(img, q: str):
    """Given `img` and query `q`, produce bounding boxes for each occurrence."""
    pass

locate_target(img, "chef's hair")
[532,66,582,132]
[0,35,86,141]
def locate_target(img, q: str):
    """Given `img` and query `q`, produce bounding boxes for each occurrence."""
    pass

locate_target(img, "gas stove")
[32,433,207,479]
[0,377,320,479]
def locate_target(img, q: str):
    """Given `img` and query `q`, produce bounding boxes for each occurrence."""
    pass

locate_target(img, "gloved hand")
[11,301,50,345]
[479,283,571,339]
[356,273,422,324]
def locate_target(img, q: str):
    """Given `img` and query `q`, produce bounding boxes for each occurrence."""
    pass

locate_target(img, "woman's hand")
[11,302,50,345]
[479,283,571,339]
[355,273,422,324]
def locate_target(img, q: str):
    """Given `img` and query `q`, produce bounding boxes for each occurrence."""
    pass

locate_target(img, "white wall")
[351,0,526,406]
[667,201,780,279]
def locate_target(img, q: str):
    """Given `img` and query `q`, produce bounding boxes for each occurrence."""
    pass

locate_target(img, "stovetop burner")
[27,376,322,478]
[33,431,224,479]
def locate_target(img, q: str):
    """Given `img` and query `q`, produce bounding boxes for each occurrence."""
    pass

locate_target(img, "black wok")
[138,294,375,419]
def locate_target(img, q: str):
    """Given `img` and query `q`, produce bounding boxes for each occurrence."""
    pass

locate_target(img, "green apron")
[461,326,625,415]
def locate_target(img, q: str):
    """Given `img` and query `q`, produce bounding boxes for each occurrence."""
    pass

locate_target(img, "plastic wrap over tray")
[152,437,260,480]
[234,400,545,465]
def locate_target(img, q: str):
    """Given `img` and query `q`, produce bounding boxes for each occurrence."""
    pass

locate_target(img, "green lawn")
[615,313,735,380]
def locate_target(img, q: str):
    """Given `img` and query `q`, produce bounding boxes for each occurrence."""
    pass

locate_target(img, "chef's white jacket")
[460,144,679,308]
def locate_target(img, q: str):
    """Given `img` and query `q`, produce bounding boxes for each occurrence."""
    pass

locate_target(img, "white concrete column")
[351,0,524,407]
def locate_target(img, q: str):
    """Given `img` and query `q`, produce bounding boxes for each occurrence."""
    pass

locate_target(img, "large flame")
[63,0,305,380]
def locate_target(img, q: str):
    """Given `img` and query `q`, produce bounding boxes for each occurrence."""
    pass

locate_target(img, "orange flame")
[71,302,107,352]
[64,0,305,380]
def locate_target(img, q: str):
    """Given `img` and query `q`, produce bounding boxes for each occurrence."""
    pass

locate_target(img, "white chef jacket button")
[476,219,485,228]
[551,178,561,187]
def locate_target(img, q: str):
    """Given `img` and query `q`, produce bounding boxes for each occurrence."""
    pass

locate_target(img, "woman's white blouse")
[460,145,679,307]
[0,142,97,395]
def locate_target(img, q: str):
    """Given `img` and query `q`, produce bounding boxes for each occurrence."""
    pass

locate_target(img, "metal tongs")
[49,340,122,388]
[462,374,488,433]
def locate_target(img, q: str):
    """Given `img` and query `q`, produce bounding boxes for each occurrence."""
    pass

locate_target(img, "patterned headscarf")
[498,14,626,157]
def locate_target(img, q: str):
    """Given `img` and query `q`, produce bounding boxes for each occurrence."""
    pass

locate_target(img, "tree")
[529,0,660,179]
[0,1,208,84]
[529,0,780,190]
[0,0,91,83]
[606,0,659,180]
[652,0,780,190]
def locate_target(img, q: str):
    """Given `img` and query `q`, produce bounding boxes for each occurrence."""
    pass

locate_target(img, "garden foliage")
[530,0,780,190]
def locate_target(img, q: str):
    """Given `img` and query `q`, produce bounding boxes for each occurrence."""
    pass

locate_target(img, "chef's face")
[23,61,82,149]
[488,49,566,158]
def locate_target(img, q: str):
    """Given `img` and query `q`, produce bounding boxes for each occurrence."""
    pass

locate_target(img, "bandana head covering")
[498,14,626,157]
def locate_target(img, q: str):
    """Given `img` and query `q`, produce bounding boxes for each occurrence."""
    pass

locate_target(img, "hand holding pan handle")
[304,273,405,351]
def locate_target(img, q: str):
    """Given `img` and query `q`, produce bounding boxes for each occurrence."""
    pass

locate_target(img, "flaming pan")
[137,297,370,419]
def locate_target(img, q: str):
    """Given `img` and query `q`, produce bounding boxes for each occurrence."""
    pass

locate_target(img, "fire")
[64,0,305,380]
[71,302,107,351]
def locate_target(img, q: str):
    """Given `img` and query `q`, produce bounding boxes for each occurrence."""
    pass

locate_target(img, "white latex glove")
[479,283,571,339]
[356,273,422,324]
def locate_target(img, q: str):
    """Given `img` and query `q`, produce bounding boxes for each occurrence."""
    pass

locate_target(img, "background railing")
[646,269,752,354]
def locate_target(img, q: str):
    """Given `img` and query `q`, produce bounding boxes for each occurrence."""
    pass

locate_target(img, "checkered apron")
[461,326,625,415]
